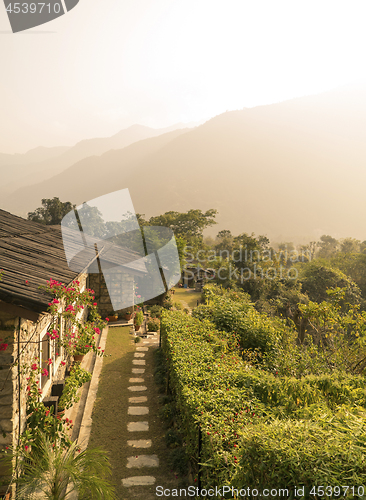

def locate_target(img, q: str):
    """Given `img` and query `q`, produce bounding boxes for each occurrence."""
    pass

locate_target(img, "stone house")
[0,209,146,497]
[182,266,214,289]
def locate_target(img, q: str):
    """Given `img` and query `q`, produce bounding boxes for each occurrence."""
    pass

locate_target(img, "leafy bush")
[233,410,366,493]
[147,318,160,332]
[194,284,292,361]
[160,308,366,489]
[134,310,144,326]
[165,429,183,449]
[169,447,189,476]
[149,305,162,318]
[58,364,92,411]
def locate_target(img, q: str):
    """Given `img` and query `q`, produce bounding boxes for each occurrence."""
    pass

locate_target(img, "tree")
[298,287,366,374]
[14,433,116,500]
[340,237,360,254]
[298,260,361,307]
[317,235,339,258]
[148,209,217,241]
[214,230,234,256]
[27,198,75,226]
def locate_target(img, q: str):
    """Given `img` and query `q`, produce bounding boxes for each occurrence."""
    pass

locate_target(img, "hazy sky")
[1,0,366,153]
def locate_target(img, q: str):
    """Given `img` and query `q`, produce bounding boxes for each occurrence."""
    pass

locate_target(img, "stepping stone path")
[122,334,160,489]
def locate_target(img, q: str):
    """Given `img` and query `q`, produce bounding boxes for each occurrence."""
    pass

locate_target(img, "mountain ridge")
[3,86,366,243]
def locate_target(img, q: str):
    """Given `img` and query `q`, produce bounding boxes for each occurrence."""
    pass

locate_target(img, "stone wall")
[89,270,135,318]
[0,272,89,496]
[0,311,16,495]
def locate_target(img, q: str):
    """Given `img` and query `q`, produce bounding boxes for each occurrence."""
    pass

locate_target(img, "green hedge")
[233,410,366,492]
[161,309,366,493]
[194,284,294,361]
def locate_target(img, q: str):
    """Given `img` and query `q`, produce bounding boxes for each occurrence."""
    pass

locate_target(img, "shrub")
[160,308,366,488]
[169,448,189,476]
[233,410,366,492]
[58,364,92,411]
[149,305,162,318]
[147,318,160,332]
[165,429,183,449]
[194,284,292,361]
[134,310,144,326]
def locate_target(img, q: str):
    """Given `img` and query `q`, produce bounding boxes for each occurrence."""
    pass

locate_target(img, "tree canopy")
[27,197,75,225]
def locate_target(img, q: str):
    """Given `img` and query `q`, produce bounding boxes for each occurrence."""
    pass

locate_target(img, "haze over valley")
[2,85,366,244]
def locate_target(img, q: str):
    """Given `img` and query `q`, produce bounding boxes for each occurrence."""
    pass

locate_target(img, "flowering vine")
[41,279,107,358]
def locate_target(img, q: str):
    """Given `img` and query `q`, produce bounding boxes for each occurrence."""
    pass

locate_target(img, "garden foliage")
[160,285,366,495]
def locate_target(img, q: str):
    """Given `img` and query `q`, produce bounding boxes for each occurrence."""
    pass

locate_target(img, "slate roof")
[0,210,147,315]
[0,210,83,314]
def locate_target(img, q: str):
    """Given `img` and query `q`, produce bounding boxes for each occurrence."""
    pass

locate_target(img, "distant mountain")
[0,123,194,195]
[3,85,366,243]
[0,145,70,167]
[0,146,70,192]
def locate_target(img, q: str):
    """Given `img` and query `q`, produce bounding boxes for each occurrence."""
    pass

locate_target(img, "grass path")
[88,327,180,499]
[172,288,202,311]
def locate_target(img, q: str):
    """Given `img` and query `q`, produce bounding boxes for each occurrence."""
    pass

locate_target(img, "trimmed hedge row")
[161,310,366,495]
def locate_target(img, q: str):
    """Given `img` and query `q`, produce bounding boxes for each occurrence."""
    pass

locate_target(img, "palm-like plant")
[15,433,117,500]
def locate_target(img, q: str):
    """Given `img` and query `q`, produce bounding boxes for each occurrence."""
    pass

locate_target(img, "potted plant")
[108,311,119,322]
[134,310,144,329]
[124,308,133,321]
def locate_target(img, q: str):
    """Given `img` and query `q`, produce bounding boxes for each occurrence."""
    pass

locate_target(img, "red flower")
[42,369,49,377]
[31,363,38,370]
[25,280,29,284]
[105,318,109,322]
[47,358,52,365]
[61,361,66,366]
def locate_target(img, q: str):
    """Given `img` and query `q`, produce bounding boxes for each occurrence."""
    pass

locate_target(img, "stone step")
[128,386,147,392]
[127,421,149,432]
[127,454,159,468]
[132,368,145,374]
[127,439,152,448]
[132,359,146,365]
[122,476,156,487]
[128,406,149,415]
[134,352,145,358]
[136,347,148,351]
[129,396,147,403]
[129,378,144,383]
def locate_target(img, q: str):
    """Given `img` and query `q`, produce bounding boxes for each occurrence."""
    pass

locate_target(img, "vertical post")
[165,370,169,395]
[198,425,202,490]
